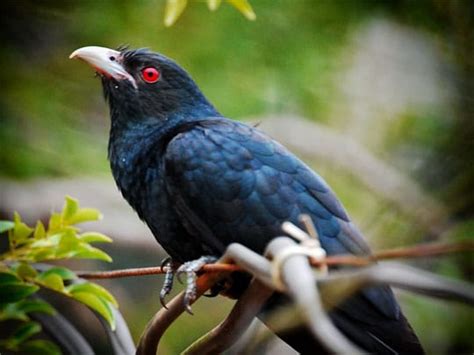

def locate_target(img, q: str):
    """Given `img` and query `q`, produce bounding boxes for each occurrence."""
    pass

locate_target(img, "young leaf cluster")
[164,0,256,27]
[0,196,118,354]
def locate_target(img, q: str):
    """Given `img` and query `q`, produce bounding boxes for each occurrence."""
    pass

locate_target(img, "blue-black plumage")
[71,46,423,354]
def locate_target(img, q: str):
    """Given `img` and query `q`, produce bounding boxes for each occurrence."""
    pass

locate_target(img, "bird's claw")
[159,257,176,309]
[176,256,218,314]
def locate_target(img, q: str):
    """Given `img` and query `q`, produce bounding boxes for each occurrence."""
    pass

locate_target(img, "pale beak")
[70,46,137,88]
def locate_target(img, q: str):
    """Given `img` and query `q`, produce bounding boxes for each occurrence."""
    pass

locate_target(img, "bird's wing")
[164,118,398,319]
[164,119,370,255]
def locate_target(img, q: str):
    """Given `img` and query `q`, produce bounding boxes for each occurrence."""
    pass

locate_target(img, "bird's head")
[70,46,218,123]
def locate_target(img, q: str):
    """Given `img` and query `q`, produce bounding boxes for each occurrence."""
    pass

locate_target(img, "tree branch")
[77,241,474,280]
[135,270,228,355]
[181,279,273,354]
[265,237,364,354]
[133,237,473,355]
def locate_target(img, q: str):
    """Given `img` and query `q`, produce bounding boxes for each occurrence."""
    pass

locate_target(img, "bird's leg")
[159,257,180,309]
[176,256,218,314]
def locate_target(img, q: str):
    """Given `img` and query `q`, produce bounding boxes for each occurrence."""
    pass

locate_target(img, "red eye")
[141,67,160,83]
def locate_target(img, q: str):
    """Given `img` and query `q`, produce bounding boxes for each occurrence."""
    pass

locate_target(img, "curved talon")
[159,257,176,309]
[176,270,185,284]
[184,302,194,315]
[159,289,169,309]
[176,256,218,314]
[182,275,196,314]
[183,274,197,315]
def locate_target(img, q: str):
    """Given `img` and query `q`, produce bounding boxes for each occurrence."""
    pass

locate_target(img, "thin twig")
[78,266,166,279]
[77,241,474,280]
[77,264,241,279]
[318,262,474,308]
[372,242,474,260]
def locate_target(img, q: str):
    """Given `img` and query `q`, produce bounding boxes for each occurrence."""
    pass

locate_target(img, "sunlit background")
[0,0,473,353]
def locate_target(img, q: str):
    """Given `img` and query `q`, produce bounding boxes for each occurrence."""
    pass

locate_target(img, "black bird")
[71,46,423,354]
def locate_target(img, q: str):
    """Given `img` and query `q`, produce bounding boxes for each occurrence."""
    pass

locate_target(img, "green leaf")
[36,273,64,292]
[20,339,61,355]
[56,230,80,258]
[207,0,222,11]
[0,271,20,283]
[47,213,62,233]
[0,304,30,322]
[61,195,79,222]
[29,248,55,262]
[0,299,55,322]
[68,208,102,225]
[227,0,256,20]
[79,232,112,243]
[0,220,15,233]
[71,291,116,330]
[15,262,38,279]
[66,282,118,307]
[16,299,55,315]
[11,321,41,344]
[31,233,62,248]
[33,221,46,239]
[164,0,188,27]
[40,267,76,281]
[72,244,113,262]
[12,212,34,244]
[0,282,39,303]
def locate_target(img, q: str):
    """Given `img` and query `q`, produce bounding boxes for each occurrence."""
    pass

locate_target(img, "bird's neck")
[108,116,181,167]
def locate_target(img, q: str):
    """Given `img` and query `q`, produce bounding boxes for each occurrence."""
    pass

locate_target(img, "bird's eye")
[141,67,160,83]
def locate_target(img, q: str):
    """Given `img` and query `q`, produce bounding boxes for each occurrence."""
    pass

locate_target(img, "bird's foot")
[176,256,218,314]
[159,257,180,309]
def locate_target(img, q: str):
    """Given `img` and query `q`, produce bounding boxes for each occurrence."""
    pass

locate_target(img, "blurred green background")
[0,0,472,353]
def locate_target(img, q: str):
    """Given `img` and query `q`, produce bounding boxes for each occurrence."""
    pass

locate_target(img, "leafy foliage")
[164,0,256,27]
[0,197,117,354]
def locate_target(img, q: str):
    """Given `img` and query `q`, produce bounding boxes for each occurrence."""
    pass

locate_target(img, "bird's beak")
[70,46,137,88]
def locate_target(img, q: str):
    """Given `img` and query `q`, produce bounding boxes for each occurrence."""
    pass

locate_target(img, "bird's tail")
[258,291,424,354]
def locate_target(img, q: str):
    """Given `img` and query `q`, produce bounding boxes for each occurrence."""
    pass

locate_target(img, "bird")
[70,46,423,354]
